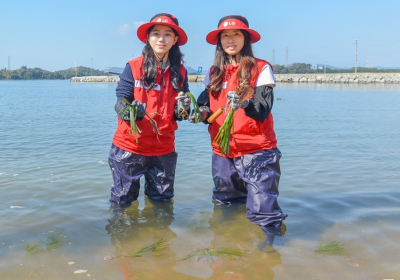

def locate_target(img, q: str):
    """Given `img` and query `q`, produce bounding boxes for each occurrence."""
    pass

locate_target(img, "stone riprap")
[71,73,400,84]
[70,75,205,83]
[70,76,119,82]
[274,73,400,83]
[188,75,205,83]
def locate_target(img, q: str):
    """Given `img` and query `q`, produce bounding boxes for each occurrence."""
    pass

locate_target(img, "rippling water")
[1,80,399,279]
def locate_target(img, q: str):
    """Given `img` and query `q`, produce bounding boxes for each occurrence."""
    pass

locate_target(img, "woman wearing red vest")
[192,15,287,230]
[109,13,191,205]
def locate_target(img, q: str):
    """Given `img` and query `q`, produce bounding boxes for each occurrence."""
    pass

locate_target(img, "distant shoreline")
[70,73,400,84]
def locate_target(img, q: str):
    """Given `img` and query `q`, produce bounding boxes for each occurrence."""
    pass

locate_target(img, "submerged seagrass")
[25,231,64,255]
[120,239,167,258]
[179,246,248,263]
[315,241,345,254]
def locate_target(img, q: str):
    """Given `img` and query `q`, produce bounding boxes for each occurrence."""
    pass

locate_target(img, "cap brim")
[206,27,261,45]
[137,22,188,46]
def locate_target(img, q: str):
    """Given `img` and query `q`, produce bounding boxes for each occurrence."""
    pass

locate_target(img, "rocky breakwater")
[188,75,205,83]
[274,73,400,84]
[71,75,206,83]
[70,76,119,82]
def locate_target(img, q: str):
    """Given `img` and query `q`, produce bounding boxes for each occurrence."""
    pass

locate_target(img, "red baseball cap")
[206,15,261,45]
[137,13,188,46]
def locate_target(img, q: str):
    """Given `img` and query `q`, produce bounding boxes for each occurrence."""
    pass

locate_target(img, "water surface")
[0,80,399,279]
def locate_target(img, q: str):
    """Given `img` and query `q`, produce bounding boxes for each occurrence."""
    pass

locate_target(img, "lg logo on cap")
[223,21,236,27]
[156,18,169,23]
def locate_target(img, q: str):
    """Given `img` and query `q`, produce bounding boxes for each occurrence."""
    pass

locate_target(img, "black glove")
[115,99,130,121]
[115,99,146,120]
[189,106,209,123]
[227,91,249,111]
[130,100,146,118]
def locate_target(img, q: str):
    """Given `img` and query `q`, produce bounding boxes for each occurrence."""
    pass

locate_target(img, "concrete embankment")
[70,76,119,82]
[188,75,205,82]
[70,75,205,83]
[71,73,400,84]
[274,73,400,83]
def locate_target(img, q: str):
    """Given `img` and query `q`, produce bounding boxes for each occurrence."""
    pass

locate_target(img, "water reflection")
[172,204,285,279]
[106,200,191,279]
[207,204,284,279]
[258,224,286,254]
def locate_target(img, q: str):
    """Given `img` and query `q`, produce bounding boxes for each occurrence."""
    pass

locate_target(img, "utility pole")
[7,56,11,79]
[324,61,326,74]
[271,49,275,65]
[75,61,78,77]
[355,39,358,74]
[285,47,289,67]
[91,58,93,76]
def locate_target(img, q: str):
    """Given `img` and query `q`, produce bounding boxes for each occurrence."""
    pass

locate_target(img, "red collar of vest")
[224,63,239,80]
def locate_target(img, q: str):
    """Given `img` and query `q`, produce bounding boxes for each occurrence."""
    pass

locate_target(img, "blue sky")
[1,0,400,71]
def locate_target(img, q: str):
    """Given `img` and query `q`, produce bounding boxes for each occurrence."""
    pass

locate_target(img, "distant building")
[317,64,324,70]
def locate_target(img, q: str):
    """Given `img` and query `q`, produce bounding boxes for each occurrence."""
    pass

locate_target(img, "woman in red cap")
[109,13,191,206]
[192,15,287,230]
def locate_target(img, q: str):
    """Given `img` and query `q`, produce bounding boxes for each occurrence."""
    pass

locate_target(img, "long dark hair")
[140,25,185,92]
[207,30,257,98]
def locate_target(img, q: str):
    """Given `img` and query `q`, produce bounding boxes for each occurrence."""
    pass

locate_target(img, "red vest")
[208,58,277,158]
[112,56,186,156]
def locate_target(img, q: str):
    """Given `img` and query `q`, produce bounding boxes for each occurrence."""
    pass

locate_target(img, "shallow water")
[0,80,399,279]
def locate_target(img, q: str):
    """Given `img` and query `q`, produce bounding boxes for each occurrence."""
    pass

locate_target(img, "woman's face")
[220,29,245,57]
[147,25,178,56]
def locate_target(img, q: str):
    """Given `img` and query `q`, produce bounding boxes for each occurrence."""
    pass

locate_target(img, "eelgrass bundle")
[315,241,345,254]
[212,80,247,155]
[122,97,142,143]
[178,246,248,263]
[145,111,162,141]
[122,98,162,143]
[121,239,167,258]
[185,92,201,123]
[177,92,201,122]
[213,109,234,155]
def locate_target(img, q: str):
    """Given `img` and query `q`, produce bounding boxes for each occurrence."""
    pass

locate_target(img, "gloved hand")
[175,91,191,111]
[189,106,209,123]
[115,99,147,120]
[115,99,131,121]
[131,100,147,118]
[227,91,249,111]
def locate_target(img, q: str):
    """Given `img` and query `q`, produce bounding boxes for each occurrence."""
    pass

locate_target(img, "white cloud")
[133,21,145,30]
[111,24,133,36]
[110,21,145,36]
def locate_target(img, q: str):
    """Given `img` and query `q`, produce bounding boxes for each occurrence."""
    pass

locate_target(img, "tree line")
[0,66,108,80]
